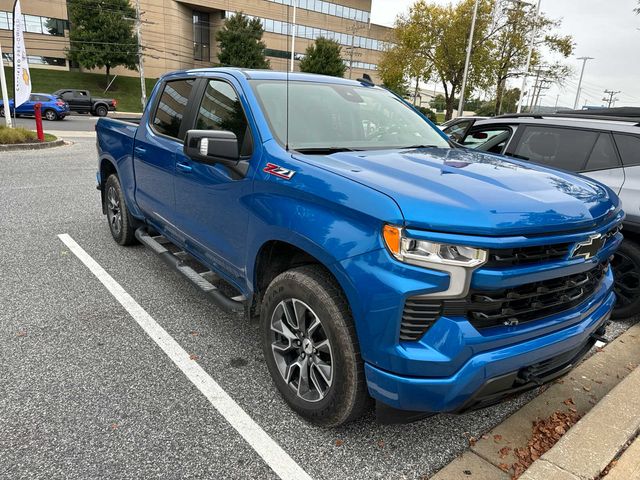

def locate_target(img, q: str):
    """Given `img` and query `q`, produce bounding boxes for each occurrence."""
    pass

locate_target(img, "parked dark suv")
[451,113,640,318]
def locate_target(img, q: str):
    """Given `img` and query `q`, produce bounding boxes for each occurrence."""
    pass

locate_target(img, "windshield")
[249,80,450,151]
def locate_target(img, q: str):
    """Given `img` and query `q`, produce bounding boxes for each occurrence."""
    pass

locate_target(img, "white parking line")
[57,233,313,480]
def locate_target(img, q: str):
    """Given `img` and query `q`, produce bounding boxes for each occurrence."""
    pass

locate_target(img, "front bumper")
[365,288,614,413]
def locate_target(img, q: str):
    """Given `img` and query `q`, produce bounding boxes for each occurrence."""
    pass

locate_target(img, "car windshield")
[249,80,450,151]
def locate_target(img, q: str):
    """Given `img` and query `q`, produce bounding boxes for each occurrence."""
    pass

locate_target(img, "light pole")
[457,0,479,117]
[573,56,594,110]
[290,0,297,72]
[516,0,541,113]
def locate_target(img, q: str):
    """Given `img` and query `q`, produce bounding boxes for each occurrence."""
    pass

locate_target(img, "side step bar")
[135,227,246,313]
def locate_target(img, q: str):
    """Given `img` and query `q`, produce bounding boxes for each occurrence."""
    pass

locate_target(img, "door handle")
[134,146,147,155]
[176,162,193,173]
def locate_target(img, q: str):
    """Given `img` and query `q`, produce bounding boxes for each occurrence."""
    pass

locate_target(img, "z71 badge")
[263,163,296,180]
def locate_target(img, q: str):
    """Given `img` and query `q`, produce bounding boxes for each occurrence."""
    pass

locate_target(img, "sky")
[370,0,640,109]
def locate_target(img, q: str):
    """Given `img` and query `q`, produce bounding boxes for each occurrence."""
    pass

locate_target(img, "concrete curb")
[431,322,640,480]
[0,138,65,151]
[522,365,640,479]
[605,434,640,480]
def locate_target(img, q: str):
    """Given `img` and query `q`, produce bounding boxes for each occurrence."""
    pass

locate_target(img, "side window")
[513,126,598,172]
[195,79,252,156]
[584,134,620,171]
[462,128,510,149]
[152,79,195,140]
[614,134,640,167]
[443,121,470,142]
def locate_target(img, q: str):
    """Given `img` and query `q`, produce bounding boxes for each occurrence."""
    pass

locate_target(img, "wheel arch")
[250,238,358,324]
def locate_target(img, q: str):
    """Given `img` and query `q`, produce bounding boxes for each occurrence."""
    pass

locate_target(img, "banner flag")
[13,0,31,108]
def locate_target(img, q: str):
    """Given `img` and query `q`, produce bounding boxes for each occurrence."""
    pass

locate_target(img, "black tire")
[104,174,137,246]
[44,109,58,121]
[0,107,4,117]
[95,105,108,117]
[261,265,370,427]
[611,239,640,319]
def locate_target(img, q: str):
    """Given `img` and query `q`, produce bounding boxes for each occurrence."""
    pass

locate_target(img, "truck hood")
[294,147,619,236]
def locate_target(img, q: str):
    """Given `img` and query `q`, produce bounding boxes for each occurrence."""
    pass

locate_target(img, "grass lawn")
[0,125,57,144]
[5,68,157,113]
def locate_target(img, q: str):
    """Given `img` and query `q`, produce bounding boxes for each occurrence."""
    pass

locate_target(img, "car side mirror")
[184,130,240,165]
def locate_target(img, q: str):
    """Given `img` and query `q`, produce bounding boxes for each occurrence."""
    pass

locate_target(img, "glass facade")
[193,11,211,61]
[2,53,66,66]
[0,11,67,36]
[267,0,370,23]
[233,12,390,52]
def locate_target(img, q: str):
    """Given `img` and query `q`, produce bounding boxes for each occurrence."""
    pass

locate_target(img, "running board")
[135,227,246,313]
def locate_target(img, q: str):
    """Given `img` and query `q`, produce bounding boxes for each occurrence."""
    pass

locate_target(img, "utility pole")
[134,0,146,110]
[345,21,363,79]
[517,0,541,113]
[603,90,621,108]
[573,56,594,109]
[527,67,542,112]
[290,0,297,72]
[457,0,479,117]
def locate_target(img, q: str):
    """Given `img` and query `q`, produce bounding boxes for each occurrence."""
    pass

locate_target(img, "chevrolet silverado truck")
[96,68,624,426]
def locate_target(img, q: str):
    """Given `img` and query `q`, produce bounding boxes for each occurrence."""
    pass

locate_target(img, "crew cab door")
[133,78,197,231]
[173,77,256,281]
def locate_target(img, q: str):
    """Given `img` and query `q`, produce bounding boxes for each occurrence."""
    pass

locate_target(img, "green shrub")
[416,106,438,123]
[0,126,39,144]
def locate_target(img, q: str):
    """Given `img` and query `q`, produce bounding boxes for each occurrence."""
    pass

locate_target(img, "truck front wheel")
[261,265,370,426]
[105,174,137,246]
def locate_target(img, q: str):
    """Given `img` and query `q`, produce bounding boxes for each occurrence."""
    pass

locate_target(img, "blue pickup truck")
[96,68,624,426]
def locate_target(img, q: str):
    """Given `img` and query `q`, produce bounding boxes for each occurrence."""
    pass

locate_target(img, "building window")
[193,10,210,62]
[0,11,67,36]
[2,53,66,66]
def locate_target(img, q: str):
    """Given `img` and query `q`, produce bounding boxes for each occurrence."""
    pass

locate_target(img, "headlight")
[382,225,487,298]
[383,225,487,267]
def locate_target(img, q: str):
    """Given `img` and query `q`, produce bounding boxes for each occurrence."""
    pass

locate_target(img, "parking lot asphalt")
[1,137,636,480]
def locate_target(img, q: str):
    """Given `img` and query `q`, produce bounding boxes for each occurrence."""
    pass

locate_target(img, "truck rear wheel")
[261,265,370,427]
[611,239,640,319]
[105,174,137,246]
[95,105,108,117]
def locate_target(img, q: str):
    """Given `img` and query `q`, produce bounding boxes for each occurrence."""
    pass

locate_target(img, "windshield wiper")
[292,147,361,155]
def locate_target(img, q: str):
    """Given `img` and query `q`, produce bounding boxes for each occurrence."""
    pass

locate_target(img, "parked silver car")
[451,113,640,318]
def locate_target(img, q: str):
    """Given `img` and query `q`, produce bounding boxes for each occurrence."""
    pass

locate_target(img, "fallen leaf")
[377,440,385,449]
[189,353,199,360]
[468,436,477,446]
[498,446,511,458]
[596,347,604,353]
[498,463,510,472]
[16,330,27,337]
[190,331,199,336]
[494,434,503,443]
[111,423,118,430]
[563,398,575,406]
[583,386,591,392]
[335,439,344,447]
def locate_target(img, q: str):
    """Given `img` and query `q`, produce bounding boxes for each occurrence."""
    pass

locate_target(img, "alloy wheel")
[106,186,122,236]
[270,298,333,402]
[45,110,57,121]
[612,251,640,307]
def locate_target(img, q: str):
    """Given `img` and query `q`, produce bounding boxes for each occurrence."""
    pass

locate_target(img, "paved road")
[0,139,635,480]
[9,114,137,133]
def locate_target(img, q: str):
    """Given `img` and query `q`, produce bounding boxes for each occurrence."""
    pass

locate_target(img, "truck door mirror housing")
[184,130,240,165]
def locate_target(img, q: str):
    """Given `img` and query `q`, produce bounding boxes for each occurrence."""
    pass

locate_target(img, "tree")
[216,12,269,69]
[380,0,495,120]
[299,37,346,77]
[486,1,573,115]
[66,0,138,86]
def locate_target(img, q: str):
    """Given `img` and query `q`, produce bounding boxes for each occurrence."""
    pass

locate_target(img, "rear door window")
[584,133,621,171]
[613,134,640,167]
[152,79,195,140]
[512,125,599,172]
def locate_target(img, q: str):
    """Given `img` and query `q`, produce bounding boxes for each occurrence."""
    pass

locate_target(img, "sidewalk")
[431,321,640,479]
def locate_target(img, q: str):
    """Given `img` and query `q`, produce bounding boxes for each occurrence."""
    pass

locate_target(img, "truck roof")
[172,67,375,86]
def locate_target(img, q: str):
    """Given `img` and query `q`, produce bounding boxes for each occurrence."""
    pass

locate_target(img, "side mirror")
[184,130,239,165]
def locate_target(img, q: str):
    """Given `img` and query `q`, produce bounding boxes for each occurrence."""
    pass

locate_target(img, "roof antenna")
[285,1,294,151]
